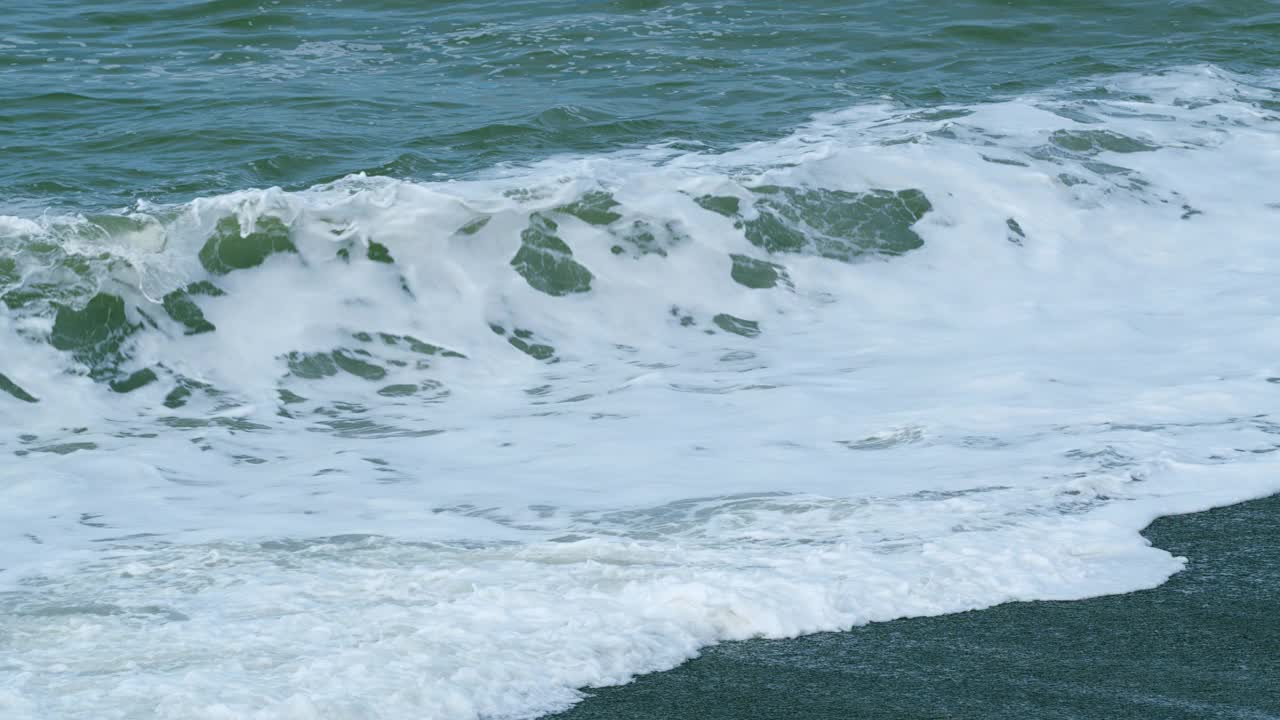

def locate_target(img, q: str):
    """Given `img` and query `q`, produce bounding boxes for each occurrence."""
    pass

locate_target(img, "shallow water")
[552,494,1280,719]
[2,2,1280,719]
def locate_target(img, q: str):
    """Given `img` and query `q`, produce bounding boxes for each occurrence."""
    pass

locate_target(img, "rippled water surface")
[5,0,1278,208]
[2,2,1280,719]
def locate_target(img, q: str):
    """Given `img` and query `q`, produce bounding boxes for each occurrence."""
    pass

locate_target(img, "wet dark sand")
[552,494,1280,720]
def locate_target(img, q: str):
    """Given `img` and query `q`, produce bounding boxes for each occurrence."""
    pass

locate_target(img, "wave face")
[3,66,1280,719]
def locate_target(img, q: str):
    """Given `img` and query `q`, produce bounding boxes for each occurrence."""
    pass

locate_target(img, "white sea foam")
[1,66,1279,719]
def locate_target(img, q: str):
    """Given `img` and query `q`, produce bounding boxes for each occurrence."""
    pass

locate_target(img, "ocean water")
[552,494,1280,719]
[1,2,1279,719]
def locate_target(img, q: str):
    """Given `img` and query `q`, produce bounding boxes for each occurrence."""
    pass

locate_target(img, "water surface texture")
[2,2,1280,719]
[552,494,1280,719]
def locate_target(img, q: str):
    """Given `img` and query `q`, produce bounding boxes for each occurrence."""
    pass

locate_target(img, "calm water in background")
[2,2,1280,719]
[5,0,1278,210]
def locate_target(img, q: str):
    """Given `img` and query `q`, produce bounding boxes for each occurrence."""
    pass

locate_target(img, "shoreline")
[550,493,1280,720]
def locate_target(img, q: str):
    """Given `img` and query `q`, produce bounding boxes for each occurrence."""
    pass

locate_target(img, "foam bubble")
[1,66,1279,718]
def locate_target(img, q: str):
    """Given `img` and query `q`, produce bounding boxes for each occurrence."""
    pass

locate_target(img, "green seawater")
[3,0,1277,211]
[3,3,1280,719]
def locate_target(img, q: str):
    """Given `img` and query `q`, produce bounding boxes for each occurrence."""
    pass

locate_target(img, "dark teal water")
[3,3,1280,719]
[4,0,1278,210]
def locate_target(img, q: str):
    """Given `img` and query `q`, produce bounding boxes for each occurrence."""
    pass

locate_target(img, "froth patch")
[0,64,1278,720]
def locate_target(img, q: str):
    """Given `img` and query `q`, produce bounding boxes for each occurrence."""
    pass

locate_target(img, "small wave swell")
[2,66,1280,720]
